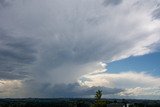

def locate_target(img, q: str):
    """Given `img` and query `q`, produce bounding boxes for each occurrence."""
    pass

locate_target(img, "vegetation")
[95,90,102,101]
[0,91,159,107]
[0,98,159,107]
[92,90,108,107]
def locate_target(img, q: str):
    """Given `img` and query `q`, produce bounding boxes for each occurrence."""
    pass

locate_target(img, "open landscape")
[0,0,160,106]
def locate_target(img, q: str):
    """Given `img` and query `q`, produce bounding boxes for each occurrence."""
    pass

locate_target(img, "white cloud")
[0,80,23,97]
[78,62,160,99]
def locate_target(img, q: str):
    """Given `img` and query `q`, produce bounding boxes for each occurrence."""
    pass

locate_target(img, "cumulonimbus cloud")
[0,0,160,98]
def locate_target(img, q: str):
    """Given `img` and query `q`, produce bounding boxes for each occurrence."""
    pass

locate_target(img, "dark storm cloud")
[0,0,160,98]
[103,0,123,6]
[0,30,37,80]
[26,82,123,97]
[0,0,159,85]
[0,0,7,7]
[0,0,12,8]
[50,83,123,97]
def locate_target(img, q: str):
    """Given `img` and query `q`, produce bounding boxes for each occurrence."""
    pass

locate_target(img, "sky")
[0,0,160,99]
[108,52,160,75]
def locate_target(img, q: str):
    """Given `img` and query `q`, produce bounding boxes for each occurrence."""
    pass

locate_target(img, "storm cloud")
[23,82,123,98]
[0,0,160,98]
[0,29,36,80]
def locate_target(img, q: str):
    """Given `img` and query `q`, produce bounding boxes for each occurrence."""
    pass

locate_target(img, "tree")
[95,90,102,101]
[91,90,107,107]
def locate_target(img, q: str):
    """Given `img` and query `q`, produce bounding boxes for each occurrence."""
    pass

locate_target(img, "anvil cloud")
[0,0,160,99]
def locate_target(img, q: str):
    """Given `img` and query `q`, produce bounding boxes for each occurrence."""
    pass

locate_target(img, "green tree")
[92,90,108,107]
[95,90,102,101]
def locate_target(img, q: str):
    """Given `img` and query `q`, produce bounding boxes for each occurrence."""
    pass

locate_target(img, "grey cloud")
[0,0,7,7]
[103,0,123,6]
[85,86,124,95]
[25,82,123,97]
[0,71,27,80]
[152,7,160,19]
[0,0,12,8]
[0,0,159,98]
[0,30,37,80]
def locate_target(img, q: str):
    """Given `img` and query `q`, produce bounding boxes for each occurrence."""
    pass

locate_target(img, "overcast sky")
[0,0,160,99]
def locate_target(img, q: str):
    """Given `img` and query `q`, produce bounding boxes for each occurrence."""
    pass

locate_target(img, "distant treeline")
[0,98,92,107]
[0,98,91,107]
[0,98,159,107]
